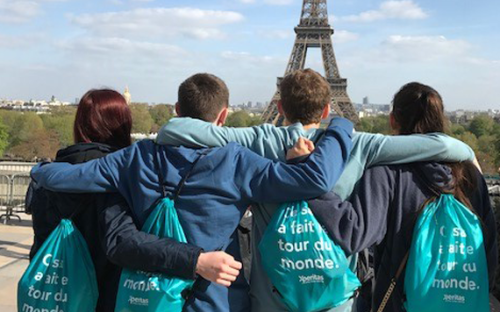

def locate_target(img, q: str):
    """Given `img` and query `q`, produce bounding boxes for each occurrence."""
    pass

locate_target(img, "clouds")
[71,7,244,40]
[334,30,359,44]
[339,0,427,23]
[59,37,185,59]
[341,35,487,69]
[0,0,498,109]
[380,35,470,62]
[221,51,283,65]
[0,0,41,23]
[0,33,45,48]
[260,29,294,40]
[0,0,64,23]
[238,0,294,5]
[338,33,500,108]
[264,0,294,5]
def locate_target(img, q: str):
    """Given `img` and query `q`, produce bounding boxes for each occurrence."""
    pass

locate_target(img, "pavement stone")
[0,213,33,311]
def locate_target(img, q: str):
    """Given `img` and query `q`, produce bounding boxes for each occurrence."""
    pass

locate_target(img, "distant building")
[124,86,131,105]
[355,102,391,118]
[362,97,369,105]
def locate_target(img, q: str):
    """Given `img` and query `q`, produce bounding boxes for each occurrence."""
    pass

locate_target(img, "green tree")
[469,115,494,138]
[149,104,173,132]
[0,120,9,156]
[0,110,20,147]
[41,114,75,147]
[450,123,466,136]
[478,135,497,155]
[19,113,44,139]
[495,135,500,169]
[130,104,154,133]
[2,112,59,160]
[226,111,254,127]
[492,122,500,138]
[9,129,60,161]
[457,131,479,151]
[477,135,498,174]
[356,115,391,134]
[3,113,45,148]
[50,106,77,117]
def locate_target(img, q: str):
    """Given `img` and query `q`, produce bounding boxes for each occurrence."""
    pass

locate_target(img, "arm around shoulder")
[236,117,353,203]
[366,132,475,167]
[157,117,291,159]
[308,166,392,255]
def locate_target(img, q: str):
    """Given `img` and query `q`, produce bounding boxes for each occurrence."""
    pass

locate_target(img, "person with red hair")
[73,89,133,149]
[27,89,238,311]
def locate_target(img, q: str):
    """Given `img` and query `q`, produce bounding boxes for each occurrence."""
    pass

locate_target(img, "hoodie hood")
[55,142,118,164]
[415,162,454,192]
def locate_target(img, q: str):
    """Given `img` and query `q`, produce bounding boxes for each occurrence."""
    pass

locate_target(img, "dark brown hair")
[279,69,331,124]
[74,89,132,149]
[392,82,447,135]
[392,82,476,208]
[177,73,229,122]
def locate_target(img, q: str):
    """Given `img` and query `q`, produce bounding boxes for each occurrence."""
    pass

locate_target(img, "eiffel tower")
[261,0,359,124]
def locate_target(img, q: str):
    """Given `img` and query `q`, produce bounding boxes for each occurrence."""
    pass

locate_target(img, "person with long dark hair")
[28,89,240,311]
[304,82,498,312]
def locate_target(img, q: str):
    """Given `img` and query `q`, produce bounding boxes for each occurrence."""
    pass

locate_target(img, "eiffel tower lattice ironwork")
[261,0,359,124]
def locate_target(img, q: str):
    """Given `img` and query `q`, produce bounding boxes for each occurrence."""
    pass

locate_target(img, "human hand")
[286,137,315,161]
[196,251,242,287]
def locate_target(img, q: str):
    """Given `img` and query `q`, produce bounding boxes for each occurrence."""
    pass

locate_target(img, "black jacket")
[309,162,497,312]
[29,143,202,312]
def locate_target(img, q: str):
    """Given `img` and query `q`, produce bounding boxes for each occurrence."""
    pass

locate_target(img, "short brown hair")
[177,73,229,122]
[279,69,331,124]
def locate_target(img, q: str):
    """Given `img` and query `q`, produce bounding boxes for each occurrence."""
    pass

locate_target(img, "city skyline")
[0,0,499,110]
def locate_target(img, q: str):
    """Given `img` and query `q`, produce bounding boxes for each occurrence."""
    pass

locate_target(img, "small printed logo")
[128,296,149,306]
[298,274,325,284]
[443,294,465,304]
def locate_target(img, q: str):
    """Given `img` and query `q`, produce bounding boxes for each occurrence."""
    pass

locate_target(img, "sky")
[0,0,499,110]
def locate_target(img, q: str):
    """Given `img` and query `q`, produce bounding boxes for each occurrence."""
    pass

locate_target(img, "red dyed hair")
[74,89,132,148]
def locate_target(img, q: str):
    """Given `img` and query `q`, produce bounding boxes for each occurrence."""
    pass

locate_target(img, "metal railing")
[0,173,31,224]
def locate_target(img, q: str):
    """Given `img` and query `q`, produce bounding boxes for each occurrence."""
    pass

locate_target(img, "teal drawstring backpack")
[403,194,489,312]
[375,192,489,312]
[114,146,207,312]
[18,219,99,312]
[259,201,361,312]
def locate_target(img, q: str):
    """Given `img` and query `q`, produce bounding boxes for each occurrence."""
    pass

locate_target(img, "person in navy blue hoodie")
[28,90,139,311]
[30,73,354,312]
[305,82,497,312]
[28,89,237,312]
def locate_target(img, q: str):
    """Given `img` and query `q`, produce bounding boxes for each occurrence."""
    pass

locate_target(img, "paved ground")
[0,213,32,312]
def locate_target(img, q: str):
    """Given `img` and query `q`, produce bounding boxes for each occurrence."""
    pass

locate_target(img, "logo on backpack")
[299,274,325,284]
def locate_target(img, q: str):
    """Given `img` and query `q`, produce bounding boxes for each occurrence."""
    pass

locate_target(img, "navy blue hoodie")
[308,162,497,312]
[28,143,202,312]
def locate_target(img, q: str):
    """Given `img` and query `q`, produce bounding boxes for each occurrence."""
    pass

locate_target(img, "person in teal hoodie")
[156,69,476,312]
[30,73,354,312]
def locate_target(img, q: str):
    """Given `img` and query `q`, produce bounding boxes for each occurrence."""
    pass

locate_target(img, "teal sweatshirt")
[157,117,475,312]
